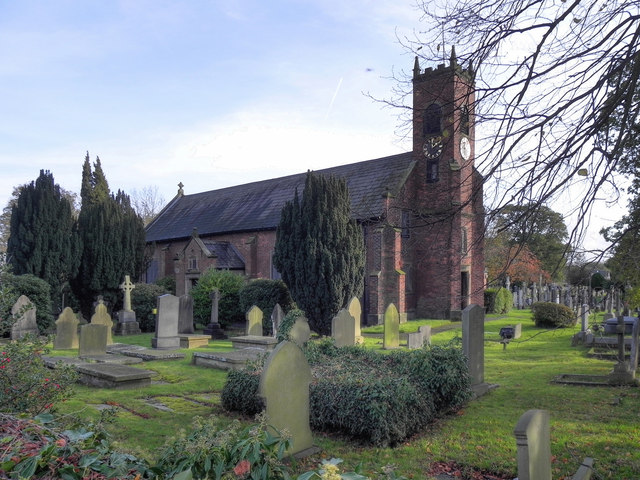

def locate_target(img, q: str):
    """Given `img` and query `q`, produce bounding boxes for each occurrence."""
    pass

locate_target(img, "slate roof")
[146,152,416,243]
[201,241,245,269]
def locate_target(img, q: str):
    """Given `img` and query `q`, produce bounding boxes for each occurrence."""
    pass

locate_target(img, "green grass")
[50,310,640,478]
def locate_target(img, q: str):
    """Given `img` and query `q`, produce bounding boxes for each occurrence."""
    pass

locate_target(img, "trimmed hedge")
[221,340,472,446]
[238,279,295,335]
[531,302,577,328]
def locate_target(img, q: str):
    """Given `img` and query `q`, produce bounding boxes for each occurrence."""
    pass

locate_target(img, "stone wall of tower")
[406,55,483,318]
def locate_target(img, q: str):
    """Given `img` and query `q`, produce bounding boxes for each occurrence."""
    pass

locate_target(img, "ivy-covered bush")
[1,273,53,333]
[0,336,77,415]
[238,279,295,335]
[531,302,577,328]
[131,283,169,332]
[222,340,471,446]
[190,269,246,328]
[276,308,306,343]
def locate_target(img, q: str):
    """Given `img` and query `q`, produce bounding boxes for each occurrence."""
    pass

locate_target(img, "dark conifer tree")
[273,171,364,335]
[73,155,146,317]
[7,170,80,315]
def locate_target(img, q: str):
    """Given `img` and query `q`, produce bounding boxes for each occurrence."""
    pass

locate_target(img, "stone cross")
[120,275,135,312]
[210,289,220,325]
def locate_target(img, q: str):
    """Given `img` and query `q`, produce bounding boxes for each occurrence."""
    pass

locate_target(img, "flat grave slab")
[80,354,144,365]
[231,335,278,350]
[107,343,148,354]
[42,356,89,368]
[119,349,185,361]
[179,334,210,349]
[193,349,264,371]
[76,363,155,389]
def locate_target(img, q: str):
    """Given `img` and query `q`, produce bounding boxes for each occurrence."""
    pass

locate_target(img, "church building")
[144,53,485,324]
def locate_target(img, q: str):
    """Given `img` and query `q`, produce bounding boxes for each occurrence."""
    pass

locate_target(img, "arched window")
[426,159,439,183]
[423,103,442,136]
[460,105,470,135]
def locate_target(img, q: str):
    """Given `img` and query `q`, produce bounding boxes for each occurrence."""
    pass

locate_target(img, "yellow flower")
[321,463,342,480]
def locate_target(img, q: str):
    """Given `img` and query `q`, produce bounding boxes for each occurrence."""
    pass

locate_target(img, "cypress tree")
[73,155,146,317]
[273,171,365,335]
[6,170,80,317]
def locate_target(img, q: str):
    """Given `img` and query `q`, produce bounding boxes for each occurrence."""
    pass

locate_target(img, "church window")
[188,256,198,271]
[401,211,411,238]
[461,227,468,255]
[423,103,442,136]
[426,159,439,183]
[460,105,470,135]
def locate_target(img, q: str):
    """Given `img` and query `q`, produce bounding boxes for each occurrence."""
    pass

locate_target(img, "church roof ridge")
[146,151,415,243]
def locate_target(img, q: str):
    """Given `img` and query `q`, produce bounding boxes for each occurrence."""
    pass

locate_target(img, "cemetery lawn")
[49,310,640,479]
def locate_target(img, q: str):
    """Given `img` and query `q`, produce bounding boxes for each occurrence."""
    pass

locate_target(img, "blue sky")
[0,0,421,208]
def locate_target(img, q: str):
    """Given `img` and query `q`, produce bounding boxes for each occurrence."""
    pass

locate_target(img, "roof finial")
[450,45,457,67]
[178,182,184,196]
[413,56,421,78]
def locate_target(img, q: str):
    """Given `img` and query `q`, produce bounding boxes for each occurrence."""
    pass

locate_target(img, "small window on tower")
[426,160,439,183]
[423,103,442,136]
[461,227,468,255]
[401,211,411,238]
[460,105,470,135]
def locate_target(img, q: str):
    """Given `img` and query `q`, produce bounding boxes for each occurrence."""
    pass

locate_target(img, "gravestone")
[407,331,424,349]
[271,303,284,338]
[114,275,141,335]
[462,304,490,396]
[54,307,79,349]
[90,299,114,345]
[79,323,108,357]
[246,305,263,336]
[259,317,316,457]
[630,319,639,374]
[203,288,226,339]
[10,295,38,340]
[347,297,364,343]
[152,294,180,349]
[419,325,432,345]
[383,303,400,349]
[514,409,552,480]
[178,294,195,334]
[581,304,590,332]
[513,323,522,340]
[332,309,357,347]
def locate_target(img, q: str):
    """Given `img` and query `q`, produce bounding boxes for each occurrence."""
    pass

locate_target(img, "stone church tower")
[405,50,484,319]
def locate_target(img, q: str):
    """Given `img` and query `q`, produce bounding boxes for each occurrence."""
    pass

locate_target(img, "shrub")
[152,413,291,480]
[484,288,498,313]
[155,276,176,295]
[1,273,53,333]
[531,302,577,328]
[493,287,513,315]
[238,279,295,335]
[190,269,246,328]
[131,283,169,332]
[222,341,471,447]
[0,336,77,415]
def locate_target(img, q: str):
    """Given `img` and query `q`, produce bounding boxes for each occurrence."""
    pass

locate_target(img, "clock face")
[423,136,443,159]
[460,136,471,161]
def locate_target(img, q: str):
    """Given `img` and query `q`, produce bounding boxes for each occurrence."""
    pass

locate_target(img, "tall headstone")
[331,309,357,347]
[10,295,38,340]
[514,409,552,480]
[347,297,363,343]
[581,304,590,332]
[204,288,226,339]
[630,319,639,374]
[54,307,80,349]
[246,305,263,336]
[383,303,400,349]
[462,304,488,395]
[178,294,195,334]
[152,294,180,349]
[90,299,114,345]
[79,323,108,357]
[259,317,316,457]
[271,303,284,338]
[114,275,141,335]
